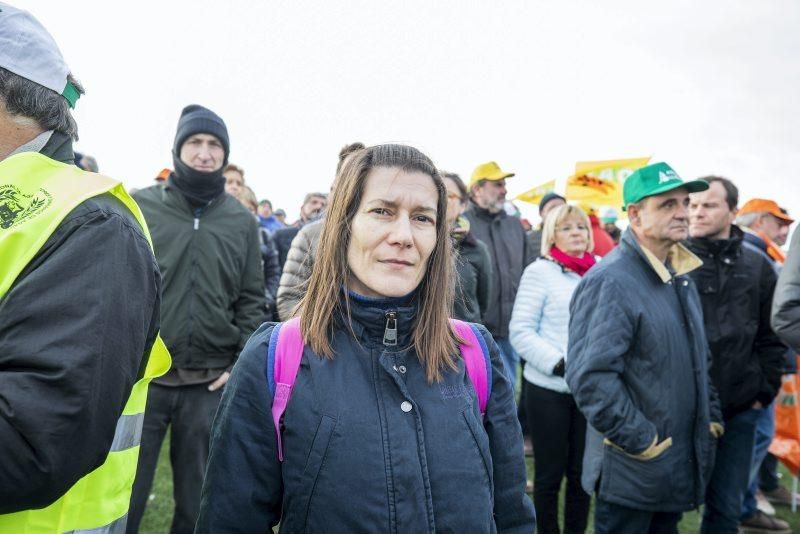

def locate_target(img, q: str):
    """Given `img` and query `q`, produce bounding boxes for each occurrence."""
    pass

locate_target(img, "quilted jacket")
[196,293,536,532]
[566,229,722,512]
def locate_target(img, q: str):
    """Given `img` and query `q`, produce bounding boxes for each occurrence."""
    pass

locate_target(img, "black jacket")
[259,227,281,319]
[453,232,493,324]
[275,225,301,270]
[0,133,160,512]
[686,226,785,419]
[464,203,535,337]
[133,184,265,369]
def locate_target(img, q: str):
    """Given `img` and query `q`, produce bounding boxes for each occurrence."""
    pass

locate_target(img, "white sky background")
[23,0,800,226]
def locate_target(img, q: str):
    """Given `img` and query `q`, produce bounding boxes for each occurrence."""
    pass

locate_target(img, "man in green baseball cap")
[623,161,709,263]
[566,162,723,531]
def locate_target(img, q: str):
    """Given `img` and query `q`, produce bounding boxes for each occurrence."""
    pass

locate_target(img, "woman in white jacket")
[510,203,596,534]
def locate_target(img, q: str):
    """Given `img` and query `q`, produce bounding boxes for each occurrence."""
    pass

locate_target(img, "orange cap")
[738,199,794,224]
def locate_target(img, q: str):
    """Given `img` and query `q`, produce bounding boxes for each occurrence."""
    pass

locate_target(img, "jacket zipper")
[383,311,398,346]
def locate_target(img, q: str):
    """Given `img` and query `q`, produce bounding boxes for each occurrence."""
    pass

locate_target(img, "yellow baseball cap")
[469,161,515,188]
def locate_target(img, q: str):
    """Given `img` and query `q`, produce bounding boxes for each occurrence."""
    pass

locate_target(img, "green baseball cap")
[623,162,708,209]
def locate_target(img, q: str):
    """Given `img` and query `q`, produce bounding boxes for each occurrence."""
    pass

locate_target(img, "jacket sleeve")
[706,345,723,425]
[233,219,267,352]
[196,324,282,532]
[475,326,537,533]
[509,264,564,374]
[773,228,800,352]
[276,226,315,321]
[754,258,786,406]
[0,202,160,512]
[476,240,494,322]
[565,276,657,454]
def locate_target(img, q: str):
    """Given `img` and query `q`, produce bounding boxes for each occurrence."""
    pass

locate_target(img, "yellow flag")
[515,179,557,206]
[567,157,651,212]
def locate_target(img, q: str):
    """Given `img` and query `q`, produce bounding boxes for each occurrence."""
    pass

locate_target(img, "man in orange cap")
[737,199,794,265]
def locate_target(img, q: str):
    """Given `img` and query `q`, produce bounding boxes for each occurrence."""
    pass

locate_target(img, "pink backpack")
[266,317,492,461]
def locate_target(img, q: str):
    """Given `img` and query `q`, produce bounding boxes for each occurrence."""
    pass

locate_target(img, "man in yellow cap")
[0,3,169,532]
[465,161,535,386]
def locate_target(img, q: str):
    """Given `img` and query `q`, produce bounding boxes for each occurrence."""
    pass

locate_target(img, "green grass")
[138,436,800,533]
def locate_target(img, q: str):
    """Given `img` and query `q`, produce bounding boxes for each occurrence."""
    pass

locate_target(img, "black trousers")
[525,381,590,534]
[127,383,222,534]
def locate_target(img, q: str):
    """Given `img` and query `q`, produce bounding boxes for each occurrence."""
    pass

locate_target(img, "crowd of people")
[3,3,800,534]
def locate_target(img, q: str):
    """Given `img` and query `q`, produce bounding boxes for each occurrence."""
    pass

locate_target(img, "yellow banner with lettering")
[566,157,651,212]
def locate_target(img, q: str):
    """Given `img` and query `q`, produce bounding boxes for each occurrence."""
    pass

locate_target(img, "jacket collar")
[685,225,744,261]
[8,130,74,164]
[621,228,703,283]
[339,289,418,348]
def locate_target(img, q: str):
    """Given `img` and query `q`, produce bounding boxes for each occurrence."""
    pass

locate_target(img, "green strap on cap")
[61,80,80,108]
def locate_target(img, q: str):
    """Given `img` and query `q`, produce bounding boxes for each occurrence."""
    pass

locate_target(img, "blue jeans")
[494,336,519,389]
[594,498,682,534]
[701,408,760,533]
[741,402,775,519]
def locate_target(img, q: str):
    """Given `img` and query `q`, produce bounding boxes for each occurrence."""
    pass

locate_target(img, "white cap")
[0,2,79,107]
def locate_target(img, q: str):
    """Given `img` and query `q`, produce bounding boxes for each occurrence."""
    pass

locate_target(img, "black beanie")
[539,191,566,214]
[173,104,230,163]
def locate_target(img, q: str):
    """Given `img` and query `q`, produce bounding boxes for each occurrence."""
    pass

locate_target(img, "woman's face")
[347,167,439,298]
[553,215,590,256]
[224,170,244,196]
[443,177,465,226]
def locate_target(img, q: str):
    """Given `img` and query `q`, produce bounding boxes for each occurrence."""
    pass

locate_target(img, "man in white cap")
[0,3,170,532]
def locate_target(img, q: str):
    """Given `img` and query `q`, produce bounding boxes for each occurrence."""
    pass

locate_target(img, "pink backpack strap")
[267,317,303,462]
[450,319,492,419]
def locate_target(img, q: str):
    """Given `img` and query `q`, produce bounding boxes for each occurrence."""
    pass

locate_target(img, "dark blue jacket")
[566,229,722,512]
[197,294,535,533]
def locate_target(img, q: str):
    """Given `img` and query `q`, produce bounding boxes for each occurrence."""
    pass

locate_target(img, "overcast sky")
[24,0,800,224]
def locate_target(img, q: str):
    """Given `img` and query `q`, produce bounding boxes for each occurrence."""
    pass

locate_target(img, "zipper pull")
[194,218,199,230]
[383,311,398,346]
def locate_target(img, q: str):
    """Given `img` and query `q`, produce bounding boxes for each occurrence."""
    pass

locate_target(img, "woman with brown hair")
[196,144,535,532]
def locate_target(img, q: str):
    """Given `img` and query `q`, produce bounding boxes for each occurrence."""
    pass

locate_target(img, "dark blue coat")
[196,294,535,533]
[566,229,722,512]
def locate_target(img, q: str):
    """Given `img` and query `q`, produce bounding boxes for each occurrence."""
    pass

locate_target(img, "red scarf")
[550,247,596,277]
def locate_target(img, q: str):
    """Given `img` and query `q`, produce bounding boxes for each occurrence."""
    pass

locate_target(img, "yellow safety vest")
[0,152,171,533]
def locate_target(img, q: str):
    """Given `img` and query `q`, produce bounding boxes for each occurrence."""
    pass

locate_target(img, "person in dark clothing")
[0,8,166,530]
[128,105,265,534]
[528,191,566,261]
[196,144,535,532]
[442,172,493,324]
[566,162,722,533]
[686,176,788,533]
[465,161,535,386]
[230,182,281,320]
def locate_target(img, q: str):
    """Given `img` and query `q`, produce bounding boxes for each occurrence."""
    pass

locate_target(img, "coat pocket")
[600,441,672,506]
[300,414,337,527]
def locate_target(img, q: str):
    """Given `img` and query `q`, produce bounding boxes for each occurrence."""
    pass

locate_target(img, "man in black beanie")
[128,105,265,533]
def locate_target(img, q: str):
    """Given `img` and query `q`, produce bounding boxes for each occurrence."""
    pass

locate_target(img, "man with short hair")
[465,161,534,385]
[686,176,787,533]
[129,105,265,533]
[567,162,722,533]
[0,4,170,531]
[258,198,284,233]
[274,191,328,269]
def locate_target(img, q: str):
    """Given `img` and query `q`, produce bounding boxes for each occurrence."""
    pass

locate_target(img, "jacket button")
[401,401,413,413]
[398,365,407,374]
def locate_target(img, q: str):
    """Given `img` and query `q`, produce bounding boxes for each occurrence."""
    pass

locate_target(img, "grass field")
[138,432,800,532]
